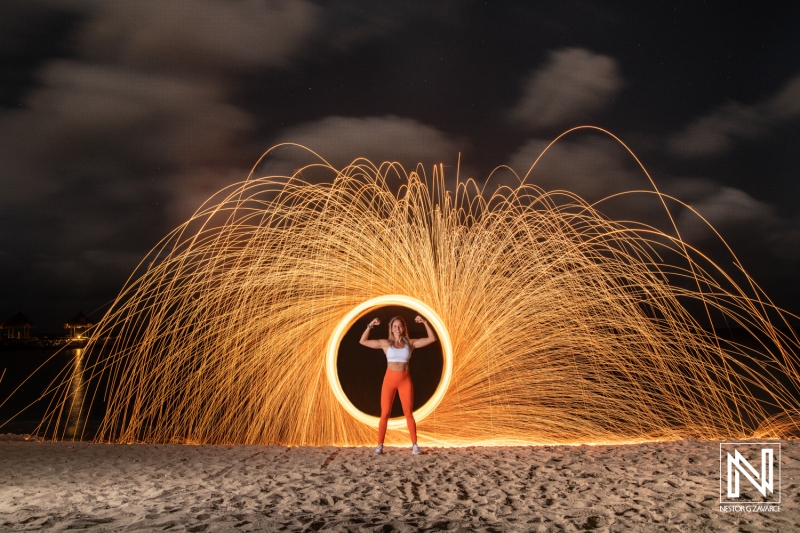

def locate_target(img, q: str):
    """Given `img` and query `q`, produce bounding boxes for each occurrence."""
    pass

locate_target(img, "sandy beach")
[0,437,796,532]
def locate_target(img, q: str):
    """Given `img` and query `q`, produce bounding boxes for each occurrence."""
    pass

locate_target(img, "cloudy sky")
[1,1,799,329]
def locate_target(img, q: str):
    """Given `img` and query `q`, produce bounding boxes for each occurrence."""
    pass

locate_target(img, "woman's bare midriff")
[387,362,409,372]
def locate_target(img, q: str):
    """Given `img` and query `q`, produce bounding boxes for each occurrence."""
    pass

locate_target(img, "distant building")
[64,311,95,339]
[2,312,35,339]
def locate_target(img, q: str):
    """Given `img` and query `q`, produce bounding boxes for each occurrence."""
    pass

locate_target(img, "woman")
[360,314,437,455]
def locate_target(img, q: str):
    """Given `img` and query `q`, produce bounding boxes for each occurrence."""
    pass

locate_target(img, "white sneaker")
[373,444,383,455]
[412,443,422,455]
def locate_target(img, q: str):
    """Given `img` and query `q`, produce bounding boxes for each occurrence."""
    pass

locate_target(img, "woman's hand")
[369,317,381,328]
[414,315,427,325]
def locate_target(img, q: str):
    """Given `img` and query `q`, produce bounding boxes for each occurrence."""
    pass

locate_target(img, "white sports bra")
[386,343,411,363]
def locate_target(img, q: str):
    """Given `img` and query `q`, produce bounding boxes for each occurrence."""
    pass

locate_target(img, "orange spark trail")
[31,133,800,445]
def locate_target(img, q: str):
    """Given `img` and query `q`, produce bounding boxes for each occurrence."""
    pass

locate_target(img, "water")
[0,348,99,439]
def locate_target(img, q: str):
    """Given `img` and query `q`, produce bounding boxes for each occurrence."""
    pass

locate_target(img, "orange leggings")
[377,369,417,444]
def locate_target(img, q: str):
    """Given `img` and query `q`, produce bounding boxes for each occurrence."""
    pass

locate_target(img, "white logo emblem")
[720,443,780,504]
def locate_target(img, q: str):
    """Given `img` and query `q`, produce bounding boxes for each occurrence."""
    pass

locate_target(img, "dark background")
[1,1,799,330]
[337,305,443,418]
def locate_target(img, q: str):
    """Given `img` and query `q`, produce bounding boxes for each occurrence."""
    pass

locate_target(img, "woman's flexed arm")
[359,317,386,349]
[410,316,437,349]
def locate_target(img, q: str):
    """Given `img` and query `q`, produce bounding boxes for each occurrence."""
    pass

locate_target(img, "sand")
[0,437,797,532]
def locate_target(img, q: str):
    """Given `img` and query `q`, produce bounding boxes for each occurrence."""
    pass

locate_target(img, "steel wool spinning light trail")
[38,128,800,445]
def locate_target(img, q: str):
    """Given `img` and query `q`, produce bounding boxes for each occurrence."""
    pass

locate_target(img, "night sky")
[1,1,799,330]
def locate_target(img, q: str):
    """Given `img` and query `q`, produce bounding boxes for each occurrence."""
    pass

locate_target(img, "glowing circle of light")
[325,295,454,429]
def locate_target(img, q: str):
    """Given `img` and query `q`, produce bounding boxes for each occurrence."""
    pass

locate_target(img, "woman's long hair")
[387,316,411,348]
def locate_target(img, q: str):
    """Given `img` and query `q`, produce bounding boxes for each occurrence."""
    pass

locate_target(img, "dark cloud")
[44,0,456,75]
[0,59,256,238]
[320,0,461,52]
[507,135,642,201]
[27,61,253,164]
[71,0,321,73]
[164,166,255,226]
[674,185,777,241]
[507,48,623,130]
[505,133,800,283]
[505,134,676,240]
[668,74,800,158]
[262,115,462,176]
